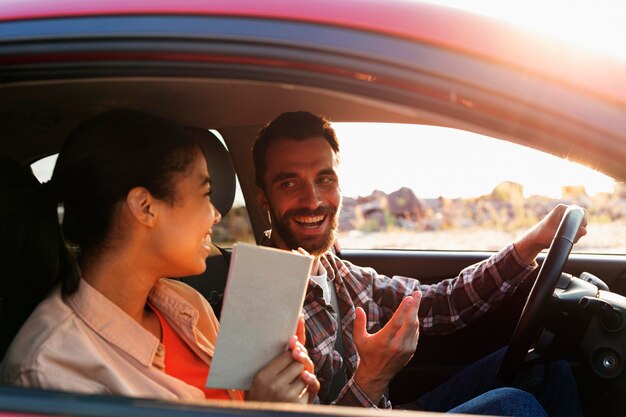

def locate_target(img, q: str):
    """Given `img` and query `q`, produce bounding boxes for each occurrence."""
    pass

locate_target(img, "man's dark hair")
[253,111,339,190]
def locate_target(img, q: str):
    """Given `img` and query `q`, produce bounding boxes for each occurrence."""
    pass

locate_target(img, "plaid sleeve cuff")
[508,243,539,270]
[331,377,392,409]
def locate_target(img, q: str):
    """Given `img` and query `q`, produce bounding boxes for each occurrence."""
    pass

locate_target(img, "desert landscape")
[215,181,626,254]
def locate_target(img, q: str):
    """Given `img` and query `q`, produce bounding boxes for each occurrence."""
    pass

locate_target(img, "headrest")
[185,127,236,217]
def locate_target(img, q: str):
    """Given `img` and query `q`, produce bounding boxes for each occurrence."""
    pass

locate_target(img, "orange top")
[152,306,244,401]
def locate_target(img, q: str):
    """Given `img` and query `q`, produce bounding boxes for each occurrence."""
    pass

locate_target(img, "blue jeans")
[414,347,582,417]
[448,387,547,416]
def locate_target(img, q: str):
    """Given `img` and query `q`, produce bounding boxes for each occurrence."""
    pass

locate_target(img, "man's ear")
[126,187,158,227]
[256,186,269,211]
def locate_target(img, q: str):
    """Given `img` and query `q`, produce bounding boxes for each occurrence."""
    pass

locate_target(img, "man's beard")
[269,205,338,256]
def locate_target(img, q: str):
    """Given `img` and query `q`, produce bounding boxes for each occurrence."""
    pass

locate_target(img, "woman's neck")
[80,247,160,331]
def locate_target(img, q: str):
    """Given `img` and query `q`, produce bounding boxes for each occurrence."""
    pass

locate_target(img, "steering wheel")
[498,206,585,382]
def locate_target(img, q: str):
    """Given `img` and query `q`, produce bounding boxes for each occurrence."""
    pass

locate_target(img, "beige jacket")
[0,278,240,401]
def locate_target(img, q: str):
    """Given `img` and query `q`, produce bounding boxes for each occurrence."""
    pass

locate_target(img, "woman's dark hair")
[253,111,340,190]
[0,156,77,357]
[53,110,200,264]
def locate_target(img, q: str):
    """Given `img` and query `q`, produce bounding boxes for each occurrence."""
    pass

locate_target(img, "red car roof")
[1,0,625,107]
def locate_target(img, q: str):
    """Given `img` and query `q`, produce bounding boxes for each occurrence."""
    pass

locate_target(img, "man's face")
[258,136,341,256]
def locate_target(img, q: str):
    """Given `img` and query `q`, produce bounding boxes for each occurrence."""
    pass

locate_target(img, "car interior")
[1,74,626,416]
[1,29,625,416]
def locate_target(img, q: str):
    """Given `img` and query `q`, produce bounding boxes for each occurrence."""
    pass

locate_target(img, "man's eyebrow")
[270,172,297,184]
[271,168,337,184]
[319,168,338,177]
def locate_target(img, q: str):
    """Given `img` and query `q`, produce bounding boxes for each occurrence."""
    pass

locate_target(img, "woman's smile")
[201,232,213,250]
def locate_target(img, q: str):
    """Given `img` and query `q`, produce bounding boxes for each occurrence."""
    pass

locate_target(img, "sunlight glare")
[420,0,626,62]
[333,123,615,200]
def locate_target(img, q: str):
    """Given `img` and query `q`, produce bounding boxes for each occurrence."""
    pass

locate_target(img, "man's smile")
[293,214,326,228]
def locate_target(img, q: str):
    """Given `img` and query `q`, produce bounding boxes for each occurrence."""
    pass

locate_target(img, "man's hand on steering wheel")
[499,205,587,382]
[513,204,588,265]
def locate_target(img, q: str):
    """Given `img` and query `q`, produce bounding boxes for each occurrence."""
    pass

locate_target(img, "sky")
[334,124,615,200]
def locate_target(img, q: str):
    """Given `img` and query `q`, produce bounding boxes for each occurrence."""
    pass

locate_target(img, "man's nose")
[300,183,322,209]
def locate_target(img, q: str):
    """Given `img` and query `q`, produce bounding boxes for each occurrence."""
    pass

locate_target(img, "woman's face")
[151,149,221,277]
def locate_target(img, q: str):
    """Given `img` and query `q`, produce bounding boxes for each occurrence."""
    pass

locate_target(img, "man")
[252,111,585,416]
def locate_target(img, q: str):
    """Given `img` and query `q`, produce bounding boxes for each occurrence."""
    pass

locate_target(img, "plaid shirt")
[265,235,536,408]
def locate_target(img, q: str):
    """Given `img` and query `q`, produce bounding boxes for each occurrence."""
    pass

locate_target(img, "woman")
[0,110,319,403]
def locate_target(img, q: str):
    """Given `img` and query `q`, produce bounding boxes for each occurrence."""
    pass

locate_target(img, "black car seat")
[0,156,62,360]
[176,128,236,319]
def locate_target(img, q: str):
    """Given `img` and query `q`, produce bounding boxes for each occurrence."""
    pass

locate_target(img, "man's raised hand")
[352,291,421,403]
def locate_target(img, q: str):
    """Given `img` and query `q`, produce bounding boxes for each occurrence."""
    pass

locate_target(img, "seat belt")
[215,244,231,265]
[324,281,348,403]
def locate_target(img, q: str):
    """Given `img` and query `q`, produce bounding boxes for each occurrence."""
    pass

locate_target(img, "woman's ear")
[126,187,158,227]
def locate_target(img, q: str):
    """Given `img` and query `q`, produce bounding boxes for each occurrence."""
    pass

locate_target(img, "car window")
[332,123,626,255]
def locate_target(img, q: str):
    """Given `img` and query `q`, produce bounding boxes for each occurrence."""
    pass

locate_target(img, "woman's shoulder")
[0,288,79,385]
